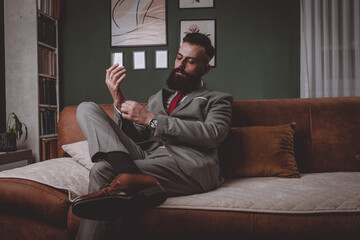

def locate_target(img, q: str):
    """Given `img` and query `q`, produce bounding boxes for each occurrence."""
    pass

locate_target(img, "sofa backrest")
[58,97,360,173]
[231,97,360,173]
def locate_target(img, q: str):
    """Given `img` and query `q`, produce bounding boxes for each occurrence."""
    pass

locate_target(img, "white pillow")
[62,141,94,170]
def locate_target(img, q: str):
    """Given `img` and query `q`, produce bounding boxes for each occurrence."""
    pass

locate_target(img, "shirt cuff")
[113,103,122,116]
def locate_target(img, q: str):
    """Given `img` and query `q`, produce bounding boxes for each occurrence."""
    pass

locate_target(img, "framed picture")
[133,51,146,70]
[110,52,123,67]
[180,19,216,67]
[155,50,168,69]
[179,0,214,9]
[111,0,167,47]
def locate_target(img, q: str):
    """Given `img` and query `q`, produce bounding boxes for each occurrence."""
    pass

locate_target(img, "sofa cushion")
[1,161,359,217]
[159,172,360,214]
[222,123,300,178]
[0,158,89,201]
[62,140,94,170]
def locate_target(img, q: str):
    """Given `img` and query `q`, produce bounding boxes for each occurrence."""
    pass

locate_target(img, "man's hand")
[120,100,154,126]
[106,64,126,110]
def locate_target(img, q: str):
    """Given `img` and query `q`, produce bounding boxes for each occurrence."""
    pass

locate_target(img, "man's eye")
[187,60,195,64]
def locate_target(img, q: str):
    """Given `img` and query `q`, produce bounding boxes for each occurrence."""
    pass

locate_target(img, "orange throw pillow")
[223,123,300,178]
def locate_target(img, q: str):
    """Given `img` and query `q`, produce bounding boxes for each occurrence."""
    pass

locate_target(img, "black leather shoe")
[72,173,167,220]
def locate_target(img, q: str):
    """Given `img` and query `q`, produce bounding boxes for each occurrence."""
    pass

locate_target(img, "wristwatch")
[148,117,158,129]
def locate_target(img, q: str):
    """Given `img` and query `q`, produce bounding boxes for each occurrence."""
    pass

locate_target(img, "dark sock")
[105,151,142,175]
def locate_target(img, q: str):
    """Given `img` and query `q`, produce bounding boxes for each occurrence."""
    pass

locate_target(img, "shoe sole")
[72,184,167,221]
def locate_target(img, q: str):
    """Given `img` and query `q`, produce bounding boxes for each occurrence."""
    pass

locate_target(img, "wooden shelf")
[39,104,58,109]
[0,149,33,166]
[39,73,57,79]
[40,134,58,139]
[38,41,57,51]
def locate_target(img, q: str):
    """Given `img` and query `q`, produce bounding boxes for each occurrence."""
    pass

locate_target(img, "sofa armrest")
[0,178,70,227]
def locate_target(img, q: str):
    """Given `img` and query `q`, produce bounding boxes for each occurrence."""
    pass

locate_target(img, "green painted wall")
[62,0,300,108]
[0,0,5,132]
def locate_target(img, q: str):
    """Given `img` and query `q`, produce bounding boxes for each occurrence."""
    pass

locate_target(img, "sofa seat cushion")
[160,172,360,214]
[1,158,359,216]
[0,158,89,201]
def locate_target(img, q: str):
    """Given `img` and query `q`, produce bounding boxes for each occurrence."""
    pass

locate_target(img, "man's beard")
[166,68,202,94]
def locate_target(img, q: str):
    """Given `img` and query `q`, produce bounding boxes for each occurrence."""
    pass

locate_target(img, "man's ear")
[204,63,211,75]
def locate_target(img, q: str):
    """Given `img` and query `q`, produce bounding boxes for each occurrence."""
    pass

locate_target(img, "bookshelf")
[37,6,59,161]
[4,0,60,162]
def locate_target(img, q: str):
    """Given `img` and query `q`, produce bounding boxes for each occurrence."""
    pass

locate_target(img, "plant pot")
[0,133,17,152]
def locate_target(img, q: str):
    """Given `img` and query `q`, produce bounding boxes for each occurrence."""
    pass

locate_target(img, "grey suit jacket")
[115,85,233,191]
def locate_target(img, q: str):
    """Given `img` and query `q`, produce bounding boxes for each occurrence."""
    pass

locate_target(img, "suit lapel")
[170,85,209,116]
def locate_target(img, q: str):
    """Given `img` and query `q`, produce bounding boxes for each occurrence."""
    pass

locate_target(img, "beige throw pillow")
[62,141,94,170]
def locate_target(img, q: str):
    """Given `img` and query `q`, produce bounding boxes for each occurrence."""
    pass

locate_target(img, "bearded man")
[73,31,233,240]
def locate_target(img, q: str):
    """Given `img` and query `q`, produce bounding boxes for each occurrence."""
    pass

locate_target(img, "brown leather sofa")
[0,97,360,240]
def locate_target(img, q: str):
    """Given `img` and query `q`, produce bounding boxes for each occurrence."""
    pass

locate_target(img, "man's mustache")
[173,68,187,75]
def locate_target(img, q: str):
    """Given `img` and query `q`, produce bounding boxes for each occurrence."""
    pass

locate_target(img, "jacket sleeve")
[152,94,233,148]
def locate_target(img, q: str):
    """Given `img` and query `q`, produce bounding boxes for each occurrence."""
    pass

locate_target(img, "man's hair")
[183,31,215,62]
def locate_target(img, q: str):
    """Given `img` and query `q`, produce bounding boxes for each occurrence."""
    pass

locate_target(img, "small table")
[0,149,33,171]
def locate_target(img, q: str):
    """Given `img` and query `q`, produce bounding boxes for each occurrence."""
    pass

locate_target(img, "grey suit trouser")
[75,102,202,240]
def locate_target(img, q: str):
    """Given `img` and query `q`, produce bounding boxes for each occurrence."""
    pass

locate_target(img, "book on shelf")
[38,13,56,47]
[38,0,60,19]
[41,137,58,161]
[39,108,57,136]
[38,47,57,76]
[39,77,57,105]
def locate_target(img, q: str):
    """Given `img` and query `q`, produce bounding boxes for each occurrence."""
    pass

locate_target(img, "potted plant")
[0,113,28,152]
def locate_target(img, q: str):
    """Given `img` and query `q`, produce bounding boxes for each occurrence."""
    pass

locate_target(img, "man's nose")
[178,59,185,69]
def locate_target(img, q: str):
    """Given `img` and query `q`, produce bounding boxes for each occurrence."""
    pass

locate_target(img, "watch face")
[150,119,157,128]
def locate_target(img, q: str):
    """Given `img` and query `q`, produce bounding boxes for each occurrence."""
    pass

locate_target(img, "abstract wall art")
[111,0,167,47]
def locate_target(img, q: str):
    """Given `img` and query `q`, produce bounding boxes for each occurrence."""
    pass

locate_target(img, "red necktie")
[168,92,185,114]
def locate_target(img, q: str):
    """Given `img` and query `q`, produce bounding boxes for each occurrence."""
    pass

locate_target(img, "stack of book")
[41,137,57,161]
[39,108,57,136]
[39,77,57,106]
[38,13,56,47]
[38,48,57,76]
[38,0,60,19]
